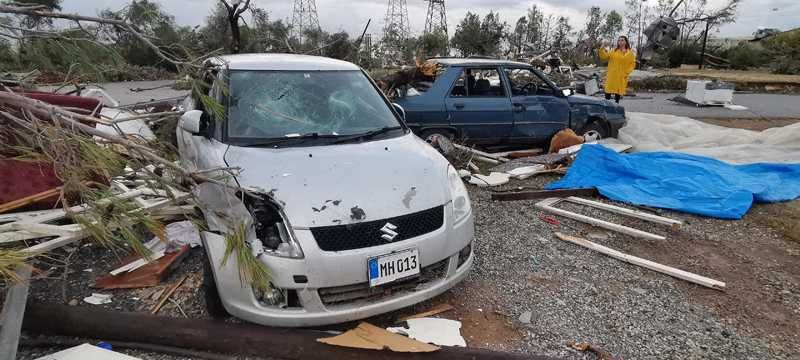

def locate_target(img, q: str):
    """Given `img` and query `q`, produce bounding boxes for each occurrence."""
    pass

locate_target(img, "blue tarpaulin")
[546,144,800,219]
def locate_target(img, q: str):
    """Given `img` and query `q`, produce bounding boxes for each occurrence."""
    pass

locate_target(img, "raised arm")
[598,47,610,61]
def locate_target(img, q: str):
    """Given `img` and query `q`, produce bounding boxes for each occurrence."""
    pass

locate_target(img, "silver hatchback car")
[176,54,474,327]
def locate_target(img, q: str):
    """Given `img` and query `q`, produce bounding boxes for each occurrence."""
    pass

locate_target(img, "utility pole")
[382,0,411,66]
[290,0,321,46]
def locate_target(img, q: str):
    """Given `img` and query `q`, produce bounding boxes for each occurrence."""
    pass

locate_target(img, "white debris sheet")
[35,343,141,360]
[619,112,800,164]
[387,318,467,347]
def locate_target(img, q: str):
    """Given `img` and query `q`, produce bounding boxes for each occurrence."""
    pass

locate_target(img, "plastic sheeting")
[619,112,800,164]
[546,144,800,219]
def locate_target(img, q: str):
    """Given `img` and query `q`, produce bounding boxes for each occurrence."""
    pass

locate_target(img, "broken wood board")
[0,266,32,360]
[451,143,509,162]
[396,303,454,323]
[555,232,725,290]
[536,197,677,241]
[317,322,439,352]
[93,245,190,290]
[563,196,682,228]
[490,153,571,172]
[468,172,510,187]
[492,188,598,201]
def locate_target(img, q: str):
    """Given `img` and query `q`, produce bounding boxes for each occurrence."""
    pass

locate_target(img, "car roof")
[206,53,361,71]
[431,57,533,68]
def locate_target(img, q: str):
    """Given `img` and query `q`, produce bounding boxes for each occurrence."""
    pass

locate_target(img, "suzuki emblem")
[380,222,399,241]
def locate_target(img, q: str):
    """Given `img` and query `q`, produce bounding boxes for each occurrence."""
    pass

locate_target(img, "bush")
[724,43,769,70]
[762,30,800,75]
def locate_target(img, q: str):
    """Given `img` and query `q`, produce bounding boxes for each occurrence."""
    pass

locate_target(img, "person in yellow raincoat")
[598,36,636,103]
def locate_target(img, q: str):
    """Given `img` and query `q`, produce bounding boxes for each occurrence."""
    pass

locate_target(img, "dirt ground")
[665,68,800,85]
[695,117,800,131]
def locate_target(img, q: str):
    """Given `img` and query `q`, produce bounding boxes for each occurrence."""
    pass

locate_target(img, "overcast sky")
[62,0,800,40]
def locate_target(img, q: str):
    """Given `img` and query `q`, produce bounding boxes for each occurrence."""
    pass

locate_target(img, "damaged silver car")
[176,54,474,327]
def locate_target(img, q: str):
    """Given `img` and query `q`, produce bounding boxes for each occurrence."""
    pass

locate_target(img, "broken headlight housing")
[243,193,304,259]
[254,282,287,307]
[447,165,471,223]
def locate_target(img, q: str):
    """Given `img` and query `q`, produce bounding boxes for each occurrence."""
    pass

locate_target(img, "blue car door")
[503,67,570,142]
[444,67,513,141]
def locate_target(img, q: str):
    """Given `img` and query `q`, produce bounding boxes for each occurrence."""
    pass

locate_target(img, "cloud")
[59,0,800,40]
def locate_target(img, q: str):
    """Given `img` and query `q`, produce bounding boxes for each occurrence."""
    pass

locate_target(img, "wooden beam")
[0,266,32,360]
[555,232,725,290]
[564,197,682,227]
[491,188,598,201]
[22,304,556,360]
[536,198,666,241]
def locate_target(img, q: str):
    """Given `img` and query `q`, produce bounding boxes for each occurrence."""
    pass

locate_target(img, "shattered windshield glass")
[227,70,401,140]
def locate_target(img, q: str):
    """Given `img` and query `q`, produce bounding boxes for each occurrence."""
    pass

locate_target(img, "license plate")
[368,248,420,287]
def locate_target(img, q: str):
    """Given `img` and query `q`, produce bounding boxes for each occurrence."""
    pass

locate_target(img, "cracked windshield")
[227,70,400,139]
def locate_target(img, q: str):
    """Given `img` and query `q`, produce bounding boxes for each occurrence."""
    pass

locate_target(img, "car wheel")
[419,129,454,144]
[202,253,229,318]
[581,121,609,140]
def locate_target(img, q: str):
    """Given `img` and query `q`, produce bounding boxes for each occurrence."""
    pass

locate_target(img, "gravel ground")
[460,174,798,359]
[12,173,800,360]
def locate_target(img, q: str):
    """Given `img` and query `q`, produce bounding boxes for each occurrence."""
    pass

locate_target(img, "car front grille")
[318,258,449,307]
[310,205,445,251]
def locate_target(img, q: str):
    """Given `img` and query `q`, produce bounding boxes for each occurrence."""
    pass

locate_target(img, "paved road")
[67,80,800,119]
[622,92,800,118]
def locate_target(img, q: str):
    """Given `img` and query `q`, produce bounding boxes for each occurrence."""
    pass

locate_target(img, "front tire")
[581,121,609,139]
[202,253,229,318]
[418,128,455,144]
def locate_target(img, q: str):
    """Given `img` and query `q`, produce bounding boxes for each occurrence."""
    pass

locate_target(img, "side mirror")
[180,110,203,135]
[392,103,406,121]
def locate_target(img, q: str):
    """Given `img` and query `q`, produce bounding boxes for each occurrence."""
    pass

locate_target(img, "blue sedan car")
[393,58,627,146]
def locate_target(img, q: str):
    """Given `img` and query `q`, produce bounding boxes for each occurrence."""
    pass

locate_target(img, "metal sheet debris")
[34,343,141,360]
[387,318,466,347]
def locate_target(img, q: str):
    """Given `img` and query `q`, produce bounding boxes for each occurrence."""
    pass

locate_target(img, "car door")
[444,67,513,142]
[503,67,570,142]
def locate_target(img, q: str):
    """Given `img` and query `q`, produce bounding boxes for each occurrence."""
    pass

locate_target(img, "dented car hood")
[223,133,450,228]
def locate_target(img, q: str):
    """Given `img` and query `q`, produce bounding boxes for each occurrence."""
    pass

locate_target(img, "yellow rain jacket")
[598,47,636,95]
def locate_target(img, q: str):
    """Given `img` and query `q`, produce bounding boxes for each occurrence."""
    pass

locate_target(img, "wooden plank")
[0,187,60,214]
[491,188,598,201]
[396,303,454,323]
[564,197,682,227]
[23,304,552,360]
[536,198,666,241]
[555,232,725,290]
[0,266,32,360]
[0,230,49,244]
[451,143,510,162]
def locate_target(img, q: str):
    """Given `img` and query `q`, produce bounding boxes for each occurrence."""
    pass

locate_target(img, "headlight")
[242,193,304,259]
[447,165,471,222]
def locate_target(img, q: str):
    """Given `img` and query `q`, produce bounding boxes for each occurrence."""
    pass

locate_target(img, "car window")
[504,68,554,97]
[449,68,506,97]
[226,70,400,140]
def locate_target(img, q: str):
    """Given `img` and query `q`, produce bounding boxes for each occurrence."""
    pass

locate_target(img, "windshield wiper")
[240,133,339,148]
[331,126,403,144]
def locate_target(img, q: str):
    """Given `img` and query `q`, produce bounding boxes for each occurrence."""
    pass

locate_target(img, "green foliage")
[762,30,800,75]
[222,222,271,292]
[600,11,623,44]
[723,43,768,70]
[451,11,507,57]
[417,30,448,58]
